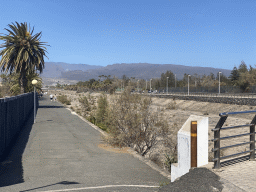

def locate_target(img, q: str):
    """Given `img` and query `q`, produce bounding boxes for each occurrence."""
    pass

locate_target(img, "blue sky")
[0,0,255,70]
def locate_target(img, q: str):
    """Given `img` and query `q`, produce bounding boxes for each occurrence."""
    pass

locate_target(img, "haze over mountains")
[41,62,231,85]
[41,62,103,78]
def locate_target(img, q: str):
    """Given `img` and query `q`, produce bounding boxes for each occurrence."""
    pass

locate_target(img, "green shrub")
[164,153,178,172]
[87,115,96,124]
[57,95,71,105]
[95,94,108,124]
[159,181,170,187]
[96,122,108,132]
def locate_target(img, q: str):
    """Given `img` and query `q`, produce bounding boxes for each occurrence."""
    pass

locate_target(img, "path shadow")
[38,105,64,108]
[0,110,34,187]
[38,96,47,101]
[20,181,80,192]
[220,155,253,167]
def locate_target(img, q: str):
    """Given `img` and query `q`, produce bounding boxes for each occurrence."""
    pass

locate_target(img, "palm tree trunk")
[20,71,27,94]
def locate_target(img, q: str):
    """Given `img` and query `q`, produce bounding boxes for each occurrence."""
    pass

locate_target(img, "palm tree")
[0,22,49,93]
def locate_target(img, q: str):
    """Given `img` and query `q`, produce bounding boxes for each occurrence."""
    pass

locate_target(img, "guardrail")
[0,92,38,159]
[211,111,256,169]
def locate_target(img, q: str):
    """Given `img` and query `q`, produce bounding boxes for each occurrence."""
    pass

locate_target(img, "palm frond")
[31,32,42,41]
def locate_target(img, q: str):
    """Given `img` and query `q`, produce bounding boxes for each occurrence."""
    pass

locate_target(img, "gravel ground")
[158,168,224,192]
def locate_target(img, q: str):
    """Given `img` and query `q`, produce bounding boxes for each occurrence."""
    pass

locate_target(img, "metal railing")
[211,110,256,169]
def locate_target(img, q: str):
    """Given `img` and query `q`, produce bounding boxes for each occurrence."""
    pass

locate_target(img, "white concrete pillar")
[171,115,208,182]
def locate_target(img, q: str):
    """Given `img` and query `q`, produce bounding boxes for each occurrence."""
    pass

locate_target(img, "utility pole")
[219,72,222,94]
[175,74,176,89]
[137,80,139,92]
[188,75,191,96]
[167,77,169,94]
[150,79,152,93]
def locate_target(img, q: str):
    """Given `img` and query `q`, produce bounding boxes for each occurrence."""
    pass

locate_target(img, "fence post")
[214,129,220,169]
[250,115,256,161]
[250,125,255,160]
[213,116,227,169]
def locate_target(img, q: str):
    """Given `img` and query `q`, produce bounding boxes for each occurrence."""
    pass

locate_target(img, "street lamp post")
[32,79,38,123]
[150,79,152,93]
[137,80,139,92]
[167,77,169,94]
[175,74,177,92]
[188,75,191,96]
[219,72,222,94]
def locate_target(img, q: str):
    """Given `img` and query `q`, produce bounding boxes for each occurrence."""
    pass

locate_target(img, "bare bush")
[57,95,71,105]
[166,101,176,110]
[87,94,95,105]
[105,89,170,156]
[79,96,91,111]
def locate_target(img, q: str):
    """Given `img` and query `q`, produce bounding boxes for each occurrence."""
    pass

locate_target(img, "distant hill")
[60,63,231,81]
[40,62,103,78]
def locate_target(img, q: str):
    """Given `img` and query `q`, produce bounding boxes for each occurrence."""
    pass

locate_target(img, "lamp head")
[32,79,38,85]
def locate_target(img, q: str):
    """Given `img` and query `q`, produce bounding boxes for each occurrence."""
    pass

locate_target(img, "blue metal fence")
[0,92,38,158]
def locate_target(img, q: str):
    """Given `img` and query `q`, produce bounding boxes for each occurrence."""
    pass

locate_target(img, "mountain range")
[41,62,231,82]
[41,62,103,78]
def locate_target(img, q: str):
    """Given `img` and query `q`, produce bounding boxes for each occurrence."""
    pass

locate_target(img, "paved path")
[211,160,256,192]
[0,96,169,192]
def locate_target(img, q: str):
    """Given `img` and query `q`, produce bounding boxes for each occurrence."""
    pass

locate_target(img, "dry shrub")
[166,101,176,110]
[79,96,91,111]
[149,153,162,167]
[87,94,95,105]
[203,111,209,115]
[57,95,71,105]
[162,130,178,171]
[105,88,169,156]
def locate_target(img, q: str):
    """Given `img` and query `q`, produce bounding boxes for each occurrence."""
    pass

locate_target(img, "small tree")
[160,70,175,88]
[238,60,248,73]
[229,66,239,85]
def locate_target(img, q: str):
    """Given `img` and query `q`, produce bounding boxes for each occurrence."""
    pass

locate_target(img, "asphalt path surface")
[0,96,169,192]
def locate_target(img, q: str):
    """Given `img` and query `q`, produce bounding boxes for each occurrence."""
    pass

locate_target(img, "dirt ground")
[48,90,256,171]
